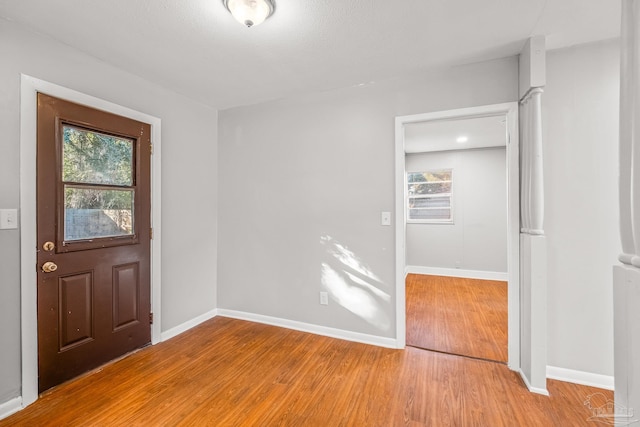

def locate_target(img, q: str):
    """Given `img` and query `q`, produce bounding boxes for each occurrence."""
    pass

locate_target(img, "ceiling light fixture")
[223,0,275,28]
[456,136,468,143]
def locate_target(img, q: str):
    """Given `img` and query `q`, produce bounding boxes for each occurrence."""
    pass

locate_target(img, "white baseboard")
[160,308,218,342]
[0,396,22,421]
[519,370,550,396]
[217,309,398,349]
[547,366,614,390]
[406,265,509,281]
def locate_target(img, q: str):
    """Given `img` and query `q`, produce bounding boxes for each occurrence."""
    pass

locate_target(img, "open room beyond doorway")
[402,125,509,362]
[395,103,519,369]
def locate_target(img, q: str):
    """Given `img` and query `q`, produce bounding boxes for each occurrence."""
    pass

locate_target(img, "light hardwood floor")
[1,317,609,426]
[406,274,508,363]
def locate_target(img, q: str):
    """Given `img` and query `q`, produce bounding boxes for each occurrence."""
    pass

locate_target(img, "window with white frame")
[406,169,453,223]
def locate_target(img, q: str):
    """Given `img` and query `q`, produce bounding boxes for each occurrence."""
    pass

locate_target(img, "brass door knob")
[42,261,58,273]
[43,241,55,251]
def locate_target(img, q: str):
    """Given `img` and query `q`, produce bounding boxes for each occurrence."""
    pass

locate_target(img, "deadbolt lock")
[42,261,58,273]
[43,241,55,251]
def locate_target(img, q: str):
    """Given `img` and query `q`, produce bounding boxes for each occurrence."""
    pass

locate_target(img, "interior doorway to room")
[36,93,152,392]
[395,103,519,368]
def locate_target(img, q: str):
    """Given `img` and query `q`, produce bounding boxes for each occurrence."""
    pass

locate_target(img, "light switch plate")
[381,211,391,226]
[320,292,328,305]
[0,209,18,230]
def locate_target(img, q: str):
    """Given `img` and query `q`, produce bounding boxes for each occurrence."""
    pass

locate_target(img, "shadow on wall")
[320,235,390,331]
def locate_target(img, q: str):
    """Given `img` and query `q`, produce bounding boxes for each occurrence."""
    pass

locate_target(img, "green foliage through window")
[62,125,135,240]
[63,125,133,186]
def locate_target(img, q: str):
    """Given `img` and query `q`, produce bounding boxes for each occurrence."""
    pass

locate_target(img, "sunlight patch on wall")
[320,235,390,331]
[323,235,382,282]
[343,271,390,302]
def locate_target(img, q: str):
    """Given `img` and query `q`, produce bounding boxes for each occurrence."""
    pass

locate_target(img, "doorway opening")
[20,75,162,406]
[36,93,152,392]
[394,103,520,370]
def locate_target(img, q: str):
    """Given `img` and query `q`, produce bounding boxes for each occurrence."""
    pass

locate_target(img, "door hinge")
[149,312,154,324]
[150,227,153,239]
[150,142,153,155]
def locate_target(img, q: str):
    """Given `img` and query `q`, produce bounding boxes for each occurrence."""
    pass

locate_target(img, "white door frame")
[19,75,163,406]
[394,102,520,370]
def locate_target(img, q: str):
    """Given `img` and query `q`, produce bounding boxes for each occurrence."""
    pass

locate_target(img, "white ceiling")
[0,0,621,110]
[404,115,506,154]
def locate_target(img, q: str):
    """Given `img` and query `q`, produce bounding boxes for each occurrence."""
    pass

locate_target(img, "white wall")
[0,19,218,404]
[405,148,507,273]
[217,38,618,380]
[543,39,619,377]
[217,57,519,338]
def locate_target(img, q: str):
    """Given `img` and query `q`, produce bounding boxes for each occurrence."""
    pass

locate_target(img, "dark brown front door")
[36,93,151,393]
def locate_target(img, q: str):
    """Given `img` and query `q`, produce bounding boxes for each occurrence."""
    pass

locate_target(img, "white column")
[518,36,547,395]
[528,88,544,235]
[619,0,636,265]
[520,88,545,234]
[520,98,531,232]
[616,1,640,423]
[629,0,640,268]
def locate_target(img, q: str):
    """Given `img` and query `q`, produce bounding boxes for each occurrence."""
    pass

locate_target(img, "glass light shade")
[224,0,275,27]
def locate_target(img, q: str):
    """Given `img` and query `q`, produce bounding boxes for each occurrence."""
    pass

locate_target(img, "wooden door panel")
[113,262,140,331]
[37,93,151,393]
[58,272,94,351]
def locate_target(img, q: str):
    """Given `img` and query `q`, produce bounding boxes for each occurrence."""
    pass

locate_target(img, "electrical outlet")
[320,291,328,305]
[0,209,18,230]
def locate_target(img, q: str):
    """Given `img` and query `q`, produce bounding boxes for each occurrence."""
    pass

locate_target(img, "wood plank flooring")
[1,317,609,426]
[406,274,508,363]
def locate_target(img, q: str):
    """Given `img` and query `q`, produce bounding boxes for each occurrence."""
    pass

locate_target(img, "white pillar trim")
[627,0,640,268]
[520,87,545,236]
[518,36,547,394]
[619,0,636,265]
[615,1,640,421]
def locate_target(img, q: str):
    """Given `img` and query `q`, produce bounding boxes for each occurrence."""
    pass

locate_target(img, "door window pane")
[64,187,134,240]
[63,125,133,186]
